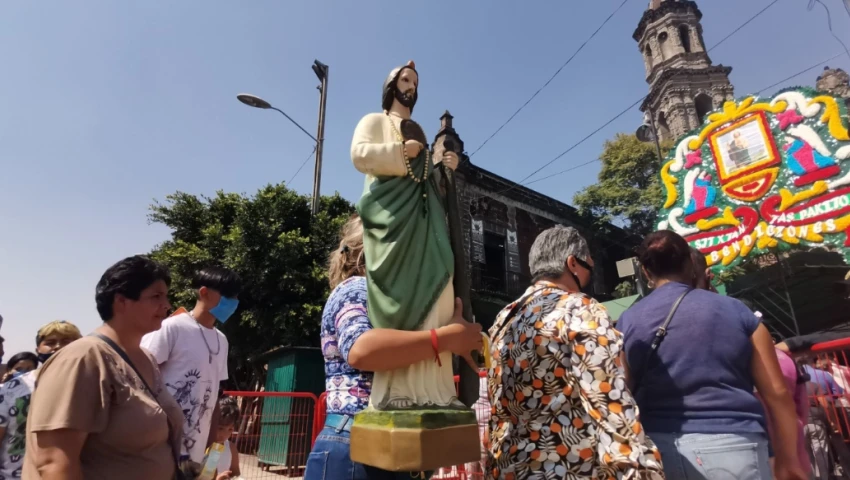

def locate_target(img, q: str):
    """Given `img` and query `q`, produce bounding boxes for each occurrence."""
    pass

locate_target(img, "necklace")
[387,114,430,184]
[189,311,220,364]
[387,114,431,216]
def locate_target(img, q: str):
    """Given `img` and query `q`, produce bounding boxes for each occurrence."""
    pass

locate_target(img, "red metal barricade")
[222,391,318,480]
[792,337,850,478]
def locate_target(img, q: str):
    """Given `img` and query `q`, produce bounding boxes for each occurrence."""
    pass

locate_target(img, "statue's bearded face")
[394,68,418,109]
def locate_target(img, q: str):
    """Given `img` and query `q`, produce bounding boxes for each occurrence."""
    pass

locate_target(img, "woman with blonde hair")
[305,213,484,480]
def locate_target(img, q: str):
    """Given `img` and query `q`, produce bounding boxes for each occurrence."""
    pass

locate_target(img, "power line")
[495,96,645,195]
[287,146,317,185]
[466,0,633,159]
[520,53,847,188]
[756,51,846,94]
[706,0,780,52]
[491,0,784,195]
[808,0,850,61]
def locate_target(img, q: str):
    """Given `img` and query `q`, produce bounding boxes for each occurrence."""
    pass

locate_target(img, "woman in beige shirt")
[24,255,185,480]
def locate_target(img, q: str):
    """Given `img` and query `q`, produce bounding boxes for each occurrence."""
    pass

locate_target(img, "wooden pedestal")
[349,407,480,472]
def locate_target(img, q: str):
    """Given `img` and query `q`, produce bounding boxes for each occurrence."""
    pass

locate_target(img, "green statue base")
[350,406,480,471]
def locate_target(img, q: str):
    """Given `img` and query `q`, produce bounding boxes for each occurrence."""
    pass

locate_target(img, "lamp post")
[635,107,665,164]
[237,59,329,215]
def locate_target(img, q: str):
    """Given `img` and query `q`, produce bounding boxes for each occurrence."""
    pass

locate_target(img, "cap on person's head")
[35,321,83,346]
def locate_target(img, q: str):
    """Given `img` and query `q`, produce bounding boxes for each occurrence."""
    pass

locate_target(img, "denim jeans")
[648,432,772,480]
[305,425,430,480]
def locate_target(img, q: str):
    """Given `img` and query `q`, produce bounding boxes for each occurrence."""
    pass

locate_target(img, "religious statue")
[349,61,480,471]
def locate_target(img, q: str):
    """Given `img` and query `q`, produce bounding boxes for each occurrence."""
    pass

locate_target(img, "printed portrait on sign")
[712,114,774,178]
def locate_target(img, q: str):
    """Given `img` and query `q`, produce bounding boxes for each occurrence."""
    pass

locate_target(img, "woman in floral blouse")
[487,225,664,480]
[305,213,484,480]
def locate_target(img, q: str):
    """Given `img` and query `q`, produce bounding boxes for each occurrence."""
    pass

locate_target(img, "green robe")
[356,150,454,331]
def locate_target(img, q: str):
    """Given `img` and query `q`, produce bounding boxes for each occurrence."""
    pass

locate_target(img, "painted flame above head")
[407,60,416,69]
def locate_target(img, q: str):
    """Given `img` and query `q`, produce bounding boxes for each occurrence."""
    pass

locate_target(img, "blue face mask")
[209,296,239,323]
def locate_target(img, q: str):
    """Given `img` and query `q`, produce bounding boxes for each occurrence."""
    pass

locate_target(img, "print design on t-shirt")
[7,395,30,457]
[0,374,35,480]
[167,369,214,453]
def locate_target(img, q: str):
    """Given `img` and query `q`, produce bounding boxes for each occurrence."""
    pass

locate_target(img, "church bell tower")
[634,0,735,142]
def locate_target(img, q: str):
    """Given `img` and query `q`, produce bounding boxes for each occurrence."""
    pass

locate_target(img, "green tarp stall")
[602,295,639,322]
[253,346,325,472]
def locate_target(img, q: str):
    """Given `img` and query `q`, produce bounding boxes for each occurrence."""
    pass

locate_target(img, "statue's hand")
[404,139,423,159]
[439,298,484,371]
[441,151,459,171]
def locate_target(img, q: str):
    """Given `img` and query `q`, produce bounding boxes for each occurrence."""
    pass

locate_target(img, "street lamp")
[237,59,329,215]
[635,109,665,164]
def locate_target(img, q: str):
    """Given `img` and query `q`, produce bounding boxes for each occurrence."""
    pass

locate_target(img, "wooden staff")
[440,139,480,408]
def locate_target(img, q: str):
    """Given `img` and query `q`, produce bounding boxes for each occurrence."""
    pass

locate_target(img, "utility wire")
[521,53,847,188]
[491,0,784,196]
[708,0,780,53]
[808,0,850,61]
[466,0,633,159]
[287,146,317,185]
[756,51,846,94]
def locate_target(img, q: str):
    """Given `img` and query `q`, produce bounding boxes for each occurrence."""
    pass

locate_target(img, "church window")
[658,31,670,60]
[482,231,506,293]
[656,111,671,141]
[695,93,713,124]
[679,25,692,53]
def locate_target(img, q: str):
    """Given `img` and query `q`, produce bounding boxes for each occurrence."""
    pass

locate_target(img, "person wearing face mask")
[34,320,83,365]
[141,265,242,475]
[486,225,665,480]
[0,322,80,478]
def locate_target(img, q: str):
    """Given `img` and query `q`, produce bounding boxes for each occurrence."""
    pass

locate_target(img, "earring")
[647,279,656,288]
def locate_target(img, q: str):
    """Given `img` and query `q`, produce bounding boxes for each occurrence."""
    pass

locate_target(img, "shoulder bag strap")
[90,334,185,479]
[631,289,692,398]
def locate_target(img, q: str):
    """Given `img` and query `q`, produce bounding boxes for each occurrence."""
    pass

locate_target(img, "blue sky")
[1,0,848,356]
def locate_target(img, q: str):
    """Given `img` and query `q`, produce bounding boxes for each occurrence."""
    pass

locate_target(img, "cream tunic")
[351,112,459,408]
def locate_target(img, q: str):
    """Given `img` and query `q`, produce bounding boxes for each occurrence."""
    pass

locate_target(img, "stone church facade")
[634,0,735,142]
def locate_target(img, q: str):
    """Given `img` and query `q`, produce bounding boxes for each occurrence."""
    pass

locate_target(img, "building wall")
[454,168,635,330]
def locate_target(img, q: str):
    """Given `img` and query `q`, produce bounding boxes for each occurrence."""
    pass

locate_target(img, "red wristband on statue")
[430,329,442,367]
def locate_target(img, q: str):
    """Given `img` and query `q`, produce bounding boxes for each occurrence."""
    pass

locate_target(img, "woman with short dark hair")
[618,231,806,480]
[24,255,185,480]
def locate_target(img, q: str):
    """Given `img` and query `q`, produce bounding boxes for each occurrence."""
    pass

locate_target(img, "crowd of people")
[0,259,245,479]
[310,215,850,480]
[3,214,848,480]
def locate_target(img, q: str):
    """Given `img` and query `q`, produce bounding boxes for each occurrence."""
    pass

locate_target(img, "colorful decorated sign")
[656,87,850,272]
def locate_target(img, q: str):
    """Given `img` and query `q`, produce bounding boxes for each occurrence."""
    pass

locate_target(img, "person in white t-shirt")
[141,266,242,471]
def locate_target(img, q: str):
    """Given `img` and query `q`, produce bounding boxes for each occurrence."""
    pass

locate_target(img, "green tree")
[148,183,354,386]
[573,134,671,238]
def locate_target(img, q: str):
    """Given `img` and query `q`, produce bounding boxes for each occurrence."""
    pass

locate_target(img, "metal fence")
[792,337,850,479]
[222,372,490,480]
[221,391,319,480]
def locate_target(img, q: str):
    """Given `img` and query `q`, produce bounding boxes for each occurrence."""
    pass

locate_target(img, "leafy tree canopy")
[573,133,671,238]
[148,183,354,385]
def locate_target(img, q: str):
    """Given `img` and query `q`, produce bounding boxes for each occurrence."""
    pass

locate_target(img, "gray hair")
[529,225,591,281]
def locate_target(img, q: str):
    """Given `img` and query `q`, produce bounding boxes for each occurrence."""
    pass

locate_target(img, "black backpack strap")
[631,289,692,398]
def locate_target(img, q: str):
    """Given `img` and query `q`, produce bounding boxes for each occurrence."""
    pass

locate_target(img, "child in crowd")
[210,395,241,479]
[1,352,38,383]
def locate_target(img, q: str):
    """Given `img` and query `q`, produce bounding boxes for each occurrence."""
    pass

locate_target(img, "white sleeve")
[350,113,407,177]
[218,334,229,382]
[141,318,176,365]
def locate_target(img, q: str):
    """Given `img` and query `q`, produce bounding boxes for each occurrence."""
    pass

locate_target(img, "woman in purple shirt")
[618,231,806,480]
